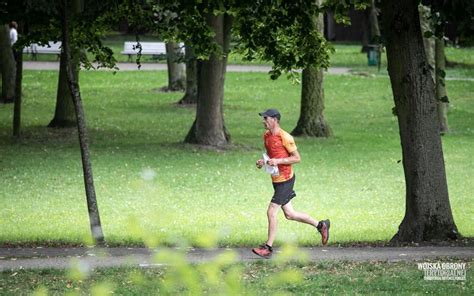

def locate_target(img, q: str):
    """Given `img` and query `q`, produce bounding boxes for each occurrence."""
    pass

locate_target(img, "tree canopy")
[151,0,333,79]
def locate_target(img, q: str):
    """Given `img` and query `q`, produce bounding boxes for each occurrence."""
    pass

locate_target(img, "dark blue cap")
[259,109,281,120]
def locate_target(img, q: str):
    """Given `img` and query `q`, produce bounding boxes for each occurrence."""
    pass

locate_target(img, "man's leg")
[252,202,281,258]
[266,202,282,247]
[282,201,330,245]
[281,201,318,227]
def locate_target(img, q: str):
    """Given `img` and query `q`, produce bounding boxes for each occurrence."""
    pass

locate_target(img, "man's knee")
[267,203,280,218]
[283,210,296,220]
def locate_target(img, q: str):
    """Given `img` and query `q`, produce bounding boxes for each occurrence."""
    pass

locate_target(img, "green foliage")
[322,0,371,25]
[424,0,474,42]
[151,1,220,60]
[2,0,124,69]
[235,1,332,77]
[149,1,335,78]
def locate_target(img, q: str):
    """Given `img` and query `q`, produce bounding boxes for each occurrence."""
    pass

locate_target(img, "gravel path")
[1,246,472,271]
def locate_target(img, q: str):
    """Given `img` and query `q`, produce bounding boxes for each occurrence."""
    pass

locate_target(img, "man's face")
[262,116,277,130]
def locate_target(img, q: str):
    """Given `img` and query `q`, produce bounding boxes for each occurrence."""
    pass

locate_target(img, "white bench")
[121,41,184,61]
[23,41,62,60]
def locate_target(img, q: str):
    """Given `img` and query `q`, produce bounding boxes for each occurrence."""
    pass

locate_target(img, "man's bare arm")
[267,150,301,166]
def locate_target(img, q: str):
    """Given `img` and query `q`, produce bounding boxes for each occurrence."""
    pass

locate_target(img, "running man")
[252,108,330,258]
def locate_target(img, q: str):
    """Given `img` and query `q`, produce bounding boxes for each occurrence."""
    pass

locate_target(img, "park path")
[23,61,350,74]
[22,61,474,81]
[1,246,473,271]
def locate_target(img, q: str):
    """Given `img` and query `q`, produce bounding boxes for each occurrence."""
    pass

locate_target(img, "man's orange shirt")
[263,129,297,183]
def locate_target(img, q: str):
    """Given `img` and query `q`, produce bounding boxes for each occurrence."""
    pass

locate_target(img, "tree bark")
[382,0,459,243]
[361,0,380,52]
[435,38,449,134]
[48,48,79,128]
[292,66,332,137]
[362,0,380,52]
[184,13,232,147]
[368,0,380,41]
[164,42,185,92]
[0,24,16,103]
[419,4,448,135]
[292,0,332,138]
[61,0,105,245]
[177,44,197,105]
[13,44,22,137]
[419,5,435,68]
[325,10,336,41]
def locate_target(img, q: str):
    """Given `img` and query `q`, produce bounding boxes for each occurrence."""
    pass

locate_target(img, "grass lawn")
[0,260,471,295]
[0,64,473,247]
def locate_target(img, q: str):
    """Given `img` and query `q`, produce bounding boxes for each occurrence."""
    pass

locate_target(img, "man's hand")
[267,158,280,166]
[256,159,264,169]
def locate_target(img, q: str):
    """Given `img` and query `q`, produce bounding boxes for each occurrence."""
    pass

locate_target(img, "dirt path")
[1,246,472,271]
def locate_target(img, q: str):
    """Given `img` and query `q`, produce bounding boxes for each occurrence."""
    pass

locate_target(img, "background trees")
[0,24,15,103]
[1,0,124,245]
[153,1,332,147]
[292,0,332,137]
[3,0,472,244]
[163,42,185,92]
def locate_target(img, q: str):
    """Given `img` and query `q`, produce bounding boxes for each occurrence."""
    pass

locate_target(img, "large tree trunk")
[382,0,459,243]
[163,42,185,92]
[184,13,232,147]
[435,38,449,134]
[48,48,79,128]
[0,24,16,103]
[61,0,105,245]
[292,0,332,137]
[177,44,197,105]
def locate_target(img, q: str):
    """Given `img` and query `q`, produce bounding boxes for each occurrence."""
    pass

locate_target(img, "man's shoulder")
[279,129,294,141]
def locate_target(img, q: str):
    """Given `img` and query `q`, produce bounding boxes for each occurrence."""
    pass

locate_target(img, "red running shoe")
[317,219,330,245]
[252,244,273,259]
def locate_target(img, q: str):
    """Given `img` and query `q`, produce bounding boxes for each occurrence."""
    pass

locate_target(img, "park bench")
[23,41,62,60]
[121,41,184,61]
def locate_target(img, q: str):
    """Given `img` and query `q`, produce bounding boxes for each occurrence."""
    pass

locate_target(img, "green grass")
[0,260,472,295]
[0,66,473,247]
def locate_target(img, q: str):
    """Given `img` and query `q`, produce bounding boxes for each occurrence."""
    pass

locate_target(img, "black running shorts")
[271,175,296,205]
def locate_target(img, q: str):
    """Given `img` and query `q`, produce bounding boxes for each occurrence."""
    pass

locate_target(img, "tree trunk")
[164,42,185,92]
[435,38,449,134]
[292,66,332,137]
[325,10,336,41]
[419,5,435,68]
[61,0,105,245]
[292,0,332,138]
[48,48,79,128]
[381,0,459,243]
[13,44,23,137]
[184,13,232,147]
[362,0,380,52]
[0,24,16,103]
[420,4,449,134]
[177,44,197,105]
